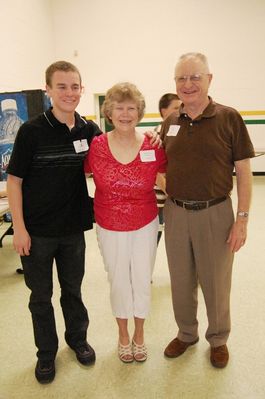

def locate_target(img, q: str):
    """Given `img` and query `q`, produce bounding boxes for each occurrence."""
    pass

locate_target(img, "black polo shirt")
[7,108,101,237]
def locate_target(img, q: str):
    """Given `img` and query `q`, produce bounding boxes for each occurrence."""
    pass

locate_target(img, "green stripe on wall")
[137,120,265,127]
[137,122,159,127]
[244,120,265,125]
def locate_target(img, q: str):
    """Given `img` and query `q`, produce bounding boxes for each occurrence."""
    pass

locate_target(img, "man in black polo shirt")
[7,61,101,383]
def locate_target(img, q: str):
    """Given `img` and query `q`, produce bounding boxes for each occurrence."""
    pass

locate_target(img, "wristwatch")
[237,211,249,218]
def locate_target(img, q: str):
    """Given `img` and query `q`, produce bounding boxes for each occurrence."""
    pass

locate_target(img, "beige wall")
[0,0,264,113]
[50,0,265,115]
[0,0,264,169]
[0,0,54,92]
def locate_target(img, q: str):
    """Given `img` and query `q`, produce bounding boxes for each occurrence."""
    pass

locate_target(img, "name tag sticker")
[73,139,89,153]
[140,150,156,162]
[167,125,180,136]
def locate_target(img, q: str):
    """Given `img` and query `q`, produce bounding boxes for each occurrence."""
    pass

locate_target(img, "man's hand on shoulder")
[144,130,162,148]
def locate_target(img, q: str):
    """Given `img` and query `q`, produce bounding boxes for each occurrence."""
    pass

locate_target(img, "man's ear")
[160,108,166,119]
[46,84,51,97]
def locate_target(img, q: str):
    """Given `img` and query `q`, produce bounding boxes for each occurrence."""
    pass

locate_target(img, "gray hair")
[175,52,210,76]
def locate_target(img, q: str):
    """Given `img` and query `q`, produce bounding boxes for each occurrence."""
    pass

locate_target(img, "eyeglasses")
[174,73,209,84]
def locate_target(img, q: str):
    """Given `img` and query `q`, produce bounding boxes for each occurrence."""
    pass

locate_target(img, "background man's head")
[158,93,181,120]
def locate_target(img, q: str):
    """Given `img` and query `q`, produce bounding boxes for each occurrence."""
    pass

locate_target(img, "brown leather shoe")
[164,337,199,358]
[210,344,229,368]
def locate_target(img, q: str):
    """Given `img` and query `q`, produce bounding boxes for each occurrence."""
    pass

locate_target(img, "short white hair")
[175,52,210,76]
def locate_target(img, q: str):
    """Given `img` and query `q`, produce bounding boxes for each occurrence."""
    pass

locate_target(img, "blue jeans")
[21,232,89,361]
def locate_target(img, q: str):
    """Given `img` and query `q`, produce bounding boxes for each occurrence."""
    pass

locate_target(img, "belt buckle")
[182,201,191,209]
[184,200,207,211]
[191,201,203,210]
[183,200,196,210]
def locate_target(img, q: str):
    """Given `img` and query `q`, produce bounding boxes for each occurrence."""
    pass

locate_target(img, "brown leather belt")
[171,196,227,211]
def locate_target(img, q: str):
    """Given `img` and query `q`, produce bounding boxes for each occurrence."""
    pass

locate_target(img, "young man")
[161,53,254,368]
[7,61,101,384]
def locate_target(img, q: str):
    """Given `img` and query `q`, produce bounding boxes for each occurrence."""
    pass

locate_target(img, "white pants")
[96,217,158,319]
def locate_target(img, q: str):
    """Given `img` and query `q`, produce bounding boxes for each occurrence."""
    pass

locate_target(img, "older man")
[161,52,254,368]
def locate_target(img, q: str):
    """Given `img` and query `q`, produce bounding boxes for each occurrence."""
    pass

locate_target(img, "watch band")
[237,211,249,217]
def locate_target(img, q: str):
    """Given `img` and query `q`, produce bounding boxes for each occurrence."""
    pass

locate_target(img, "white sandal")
[132,340,147,362]
[118,342,134,363]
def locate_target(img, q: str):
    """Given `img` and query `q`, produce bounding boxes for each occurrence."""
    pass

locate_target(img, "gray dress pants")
[164,197,234,347]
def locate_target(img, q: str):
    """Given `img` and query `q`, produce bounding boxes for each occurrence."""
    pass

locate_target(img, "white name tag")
[73,139,89,153]
[140,150,156,162]
[167,125,180,136]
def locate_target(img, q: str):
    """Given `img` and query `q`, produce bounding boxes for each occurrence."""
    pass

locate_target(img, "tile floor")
[0,176,264,399]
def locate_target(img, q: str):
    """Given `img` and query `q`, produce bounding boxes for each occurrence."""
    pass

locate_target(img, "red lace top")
[84,134,167,231]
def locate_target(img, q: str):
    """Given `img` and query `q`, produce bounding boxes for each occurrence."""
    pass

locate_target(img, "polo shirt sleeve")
[7,122,36,179]
[84,144,92,174]
[85,120,102,146]
[230,110,255,161]
[84,134,99,174]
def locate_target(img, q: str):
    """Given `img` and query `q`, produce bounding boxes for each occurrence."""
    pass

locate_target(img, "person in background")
[85,82,167,363]
[161,52,254,368]
[154,93,181,245]
[6,61,100,384]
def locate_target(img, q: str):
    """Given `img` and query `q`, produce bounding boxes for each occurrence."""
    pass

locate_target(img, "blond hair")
[102,82,145,125]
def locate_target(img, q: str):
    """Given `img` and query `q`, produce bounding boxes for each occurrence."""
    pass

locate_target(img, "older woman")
[84,82,166,363]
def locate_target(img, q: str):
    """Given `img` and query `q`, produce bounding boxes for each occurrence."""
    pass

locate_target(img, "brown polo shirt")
[160,97,255,201]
